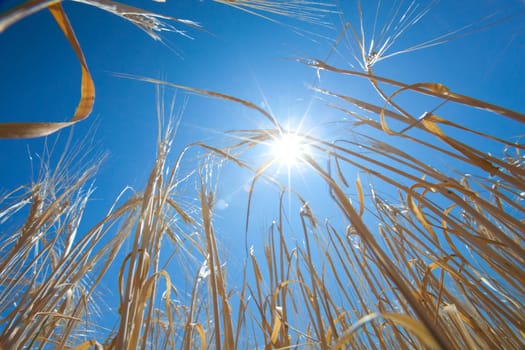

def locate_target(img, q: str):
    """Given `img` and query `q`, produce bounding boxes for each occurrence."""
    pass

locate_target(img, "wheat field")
[0,1,524,349]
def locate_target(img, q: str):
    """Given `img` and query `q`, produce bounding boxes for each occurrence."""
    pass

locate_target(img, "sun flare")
[271,132,307,167]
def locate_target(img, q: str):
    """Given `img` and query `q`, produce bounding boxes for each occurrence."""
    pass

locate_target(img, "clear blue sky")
[1,0,524,340]
[1,0,523,217]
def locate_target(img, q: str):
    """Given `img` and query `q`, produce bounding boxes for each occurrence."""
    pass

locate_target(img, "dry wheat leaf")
[421,116,500,175]
[307,59,525,122]
[356,174,364,217]
[115,74,278,127]
[192,323,207,350]
[270,314,282,345]
[380,313,441,349]
[0,3,94,139]
[72,340,104,350]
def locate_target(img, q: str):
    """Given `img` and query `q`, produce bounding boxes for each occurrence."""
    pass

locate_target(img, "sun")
[270,131,307,167]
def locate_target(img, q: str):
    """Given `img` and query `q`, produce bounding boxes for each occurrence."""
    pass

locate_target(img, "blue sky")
[1,0,524,342]
[1,0,523,211]
[1,0,523,188]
